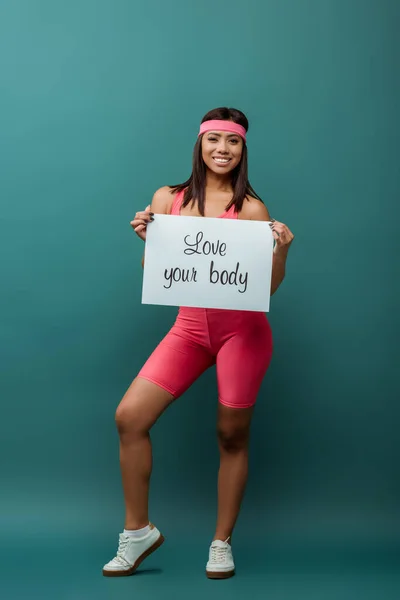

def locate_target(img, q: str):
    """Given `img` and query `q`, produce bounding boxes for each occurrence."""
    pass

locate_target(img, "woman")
[103,107,294,579]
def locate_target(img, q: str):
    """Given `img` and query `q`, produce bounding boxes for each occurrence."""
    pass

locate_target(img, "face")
[201,130,244,174]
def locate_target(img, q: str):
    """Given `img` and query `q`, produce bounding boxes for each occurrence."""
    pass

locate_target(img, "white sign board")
[141,215,273,312]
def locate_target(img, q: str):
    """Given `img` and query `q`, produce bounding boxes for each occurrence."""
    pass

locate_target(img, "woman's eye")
[230,139,239,144]
[208,137,217,141]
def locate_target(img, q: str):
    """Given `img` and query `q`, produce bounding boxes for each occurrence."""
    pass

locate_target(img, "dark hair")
[169,107,263,215]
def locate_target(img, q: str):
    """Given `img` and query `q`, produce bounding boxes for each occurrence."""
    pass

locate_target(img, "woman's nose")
[216,142,229,153]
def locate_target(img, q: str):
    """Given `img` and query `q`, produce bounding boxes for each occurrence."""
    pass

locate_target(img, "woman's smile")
[212,156,232,166]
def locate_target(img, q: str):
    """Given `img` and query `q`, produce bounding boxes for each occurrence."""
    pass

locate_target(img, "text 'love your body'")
[163,231,248,293]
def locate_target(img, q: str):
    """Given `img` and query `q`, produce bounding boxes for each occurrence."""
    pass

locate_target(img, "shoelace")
[114,537,130,566]
[210,544,229,564]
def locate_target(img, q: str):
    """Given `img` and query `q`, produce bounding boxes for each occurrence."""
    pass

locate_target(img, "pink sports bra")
[170,189,238,219]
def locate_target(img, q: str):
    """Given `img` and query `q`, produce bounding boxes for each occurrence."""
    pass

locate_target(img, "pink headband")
[198,119,247,142]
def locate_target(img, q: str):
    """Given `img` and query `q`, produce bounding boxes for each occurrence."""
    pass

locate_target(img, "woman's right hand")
[130,205,154,241]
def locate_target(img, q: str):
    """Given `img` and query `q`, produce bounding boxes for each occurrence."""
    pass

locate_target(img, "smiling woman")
[168,107,263,216]
[105,106,294,580]
[204,131,242,168]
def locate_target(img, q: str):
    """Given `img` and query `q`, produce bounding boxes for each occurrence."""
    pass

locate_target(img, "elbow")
[270,274,285,296]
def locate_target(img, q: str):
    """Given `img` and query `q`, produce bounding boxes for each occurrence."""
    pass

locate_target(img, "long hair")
[169,107,263,215]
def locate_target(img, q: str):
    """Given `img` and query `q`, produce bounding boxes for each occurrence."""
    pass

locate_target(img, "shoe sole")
[102,534,165,577]
[206,569,235,579]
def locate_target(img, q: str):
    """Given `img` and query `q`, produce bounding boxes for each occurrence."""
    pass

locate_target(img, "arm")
[130,186,174,268]
[244,198,294,296]
[270,244,289,296]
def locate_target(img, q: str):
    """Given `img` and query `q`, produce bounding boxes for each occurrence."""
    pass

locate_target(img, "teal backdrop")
[1,1,398,599]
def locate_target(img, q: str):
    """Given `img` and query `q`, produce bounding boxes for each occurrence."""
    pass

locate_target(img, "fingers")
[132,211,153,224]
[269,220,281,239]
[285,226,294,239]
[269,219,294,245]
[131,217,152,228]
[130,205,154,234]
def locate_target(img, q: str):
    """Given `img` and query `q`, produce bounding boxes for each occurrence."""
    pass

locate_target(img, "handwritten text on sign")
[141,215,273,312]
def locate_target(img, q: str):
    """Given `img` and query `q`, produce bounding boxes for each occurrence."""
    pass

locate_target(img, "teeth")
[214,158,230,163]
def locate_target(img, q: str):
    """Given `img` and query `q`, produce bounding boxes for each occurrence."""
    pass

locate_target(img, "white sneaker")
[102,523,164,577]
[206,538,235,579]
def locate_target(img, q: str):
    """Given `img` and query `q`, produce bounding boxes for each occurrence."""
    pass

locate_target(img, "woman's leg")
[213,314,273,541]
[104,325,214,576]
[116,324,214,529]
[115,377,174,530]
[213,404,254,541]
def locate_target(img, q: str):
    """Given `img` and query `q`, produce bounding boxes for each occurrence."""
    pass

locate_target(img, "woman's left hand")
[270,218,294,252]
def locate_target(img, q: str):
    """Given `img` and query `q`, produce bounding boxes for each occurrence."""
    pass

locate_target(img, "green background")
[1,0,398,598]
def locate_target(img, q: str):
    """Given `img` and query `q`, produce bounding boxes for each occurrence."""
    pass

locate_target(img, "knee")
[115,403,148,439]
[217,424,250,452]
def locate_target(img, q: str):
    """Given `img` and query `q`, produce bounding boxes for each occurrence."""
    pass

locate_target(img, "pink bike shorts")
[138,307,273,409]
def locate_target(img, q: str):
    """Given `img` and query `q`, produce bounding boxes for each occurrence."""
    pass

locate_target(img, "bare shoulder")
[150,186,177,214]
[239,195,271,221]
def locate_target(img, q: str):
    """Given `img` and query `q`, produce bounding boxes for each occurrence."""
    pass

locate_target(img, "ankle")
[124,524,151,538]
[125,520,149,530]
[213,533,232,544]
